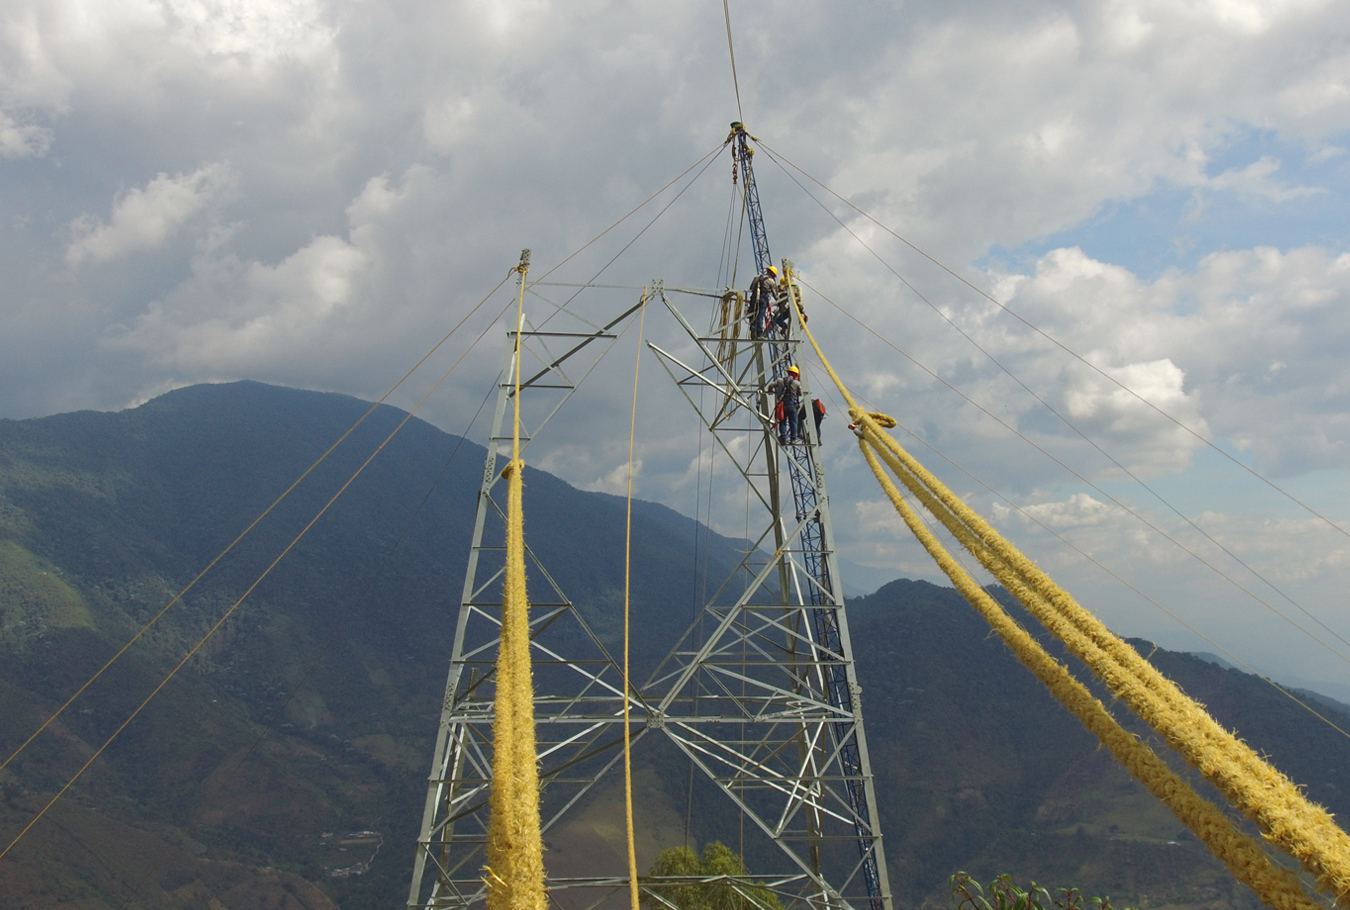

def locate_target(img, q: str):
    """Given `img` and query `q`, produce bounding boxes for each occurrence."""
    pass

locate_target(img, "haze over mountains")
[0,382,1346,909]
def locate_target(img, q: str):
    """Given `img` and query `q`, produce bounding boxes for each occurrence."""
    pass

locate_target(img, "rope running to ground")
[857,438,1318,910]
[622,292,649,910]
[484,256,547,910]
[786,273,1350,908]
[863,422,1350,903]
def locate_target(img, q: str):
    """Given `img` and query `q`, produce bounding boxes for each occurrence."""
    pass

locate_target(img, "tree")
[950,872,1133,910]
[645,843,785,910]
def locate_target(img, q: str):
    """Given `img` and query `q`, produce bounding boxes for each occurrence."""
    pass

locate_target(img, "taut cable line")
[549,148,724,318]
[721,0,744,123]
[758,138,1350,546]
[535,143,723,285]
[0,271,512,778]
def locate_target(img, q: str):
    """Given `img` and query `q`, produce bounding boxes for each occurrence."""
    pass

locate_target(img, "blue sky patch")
[984,128,1350,280]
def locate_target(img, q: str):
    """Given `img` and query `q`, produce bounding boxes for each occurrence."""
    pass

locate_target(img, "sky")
[4,0,1350,695]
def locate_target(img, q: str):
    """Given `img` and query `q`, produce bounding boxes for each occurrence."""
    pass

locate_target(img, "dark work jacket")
[766,376,801,405]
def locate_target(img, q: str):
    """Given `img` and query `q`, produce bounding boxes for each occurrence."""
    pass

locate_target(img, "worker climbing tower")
[407,125,892,910]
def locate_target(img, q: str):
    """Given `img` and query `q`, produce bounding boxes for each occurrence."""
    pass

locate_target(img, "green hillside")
[0,382,1344,909]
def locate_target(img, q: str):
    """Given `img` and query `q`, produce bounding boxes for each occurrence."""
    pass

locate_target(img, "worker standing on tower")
[747,265,778,337]
[766,365,803,444]
[770,287,803,337]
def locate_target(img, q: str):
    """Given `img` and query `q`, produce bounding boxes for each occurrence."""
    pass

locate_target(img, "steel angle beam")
[407,287,651,910]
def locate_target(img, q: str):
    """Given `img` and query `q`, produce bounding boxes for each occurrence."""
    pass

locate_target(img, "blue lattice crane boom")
[730,122,772,276]
[729,121,888,910]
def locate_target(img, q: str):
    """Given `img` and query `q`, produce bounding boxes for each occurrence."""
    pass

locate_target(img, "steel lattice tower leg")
[648,276,892,910]
[408,274,891,910]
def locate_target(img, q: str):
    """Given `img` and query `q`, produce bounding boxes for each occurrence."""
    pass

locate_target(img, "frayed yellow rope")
[855,413,1350,904]
[485,257,546,910]
[859,440,1318,910]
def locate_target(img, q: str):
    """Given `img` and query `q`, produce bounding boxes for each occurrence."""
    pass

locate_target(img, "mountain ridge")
[0,381,1345,910]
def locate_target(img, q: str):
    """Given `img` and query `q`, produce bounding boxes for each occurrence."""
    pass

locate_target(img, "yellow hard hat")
[767,265,778,276]
[787,365,799,375]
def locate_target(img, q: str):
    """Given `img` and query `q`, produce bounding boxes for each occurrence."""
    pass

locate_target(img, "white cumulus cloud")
[67,164,230,265]
[0,111,51,158]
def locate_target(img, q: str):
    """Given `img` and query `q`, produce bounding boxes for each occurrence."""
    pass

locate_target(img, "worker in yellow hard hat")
[766,364,803,444]
[746,265,779,338]
[770,280,803,337]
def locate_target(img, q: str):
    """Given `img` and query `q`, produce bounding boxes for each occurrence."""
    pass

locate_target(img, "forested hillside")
[0,382,1344,909]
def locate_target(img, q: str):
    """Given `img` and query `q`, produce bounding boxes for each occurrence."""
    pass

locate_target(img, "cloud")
[67,164,230,265]
[580,458,643,496]
[1000,244,1350,476]
[0,111,52,158]
[1000,492,1116,530]
[771,0,1350,264]
[1205,155,1322,201]
[165,0,334,65]
[804,240,1349,491]
[117,232,368,367]
[105,172,382,370]
[4,0,1350,680]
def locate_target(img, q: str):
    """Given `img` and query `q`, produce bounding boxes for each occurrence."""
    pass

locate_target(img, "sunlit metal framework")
[408,129,891,910]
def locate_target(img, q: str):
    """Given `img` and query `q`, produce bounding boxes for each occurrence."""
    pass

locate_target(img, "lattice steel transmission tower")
[408,125,893,910]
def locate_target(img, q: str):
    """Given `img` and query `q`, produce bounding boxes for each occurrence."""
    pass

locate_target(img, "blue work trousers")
[779,399,801,443]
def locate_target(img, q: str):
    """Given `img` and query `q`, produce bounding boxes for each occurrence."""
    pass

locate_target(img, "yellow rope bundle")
[786,272,1350,908]
[860,443,1317,910]
[855,413,1350,903]
[485,459,546,910]
[485,258,546,910]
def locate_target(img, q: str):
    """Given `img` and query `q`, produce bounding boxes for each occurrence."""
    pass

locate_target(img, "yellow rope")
[784,270,1350,907]
[857,440,1318,910]
[622,293,649,910]
[485,256,546,910]
[856,416,1350,903]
